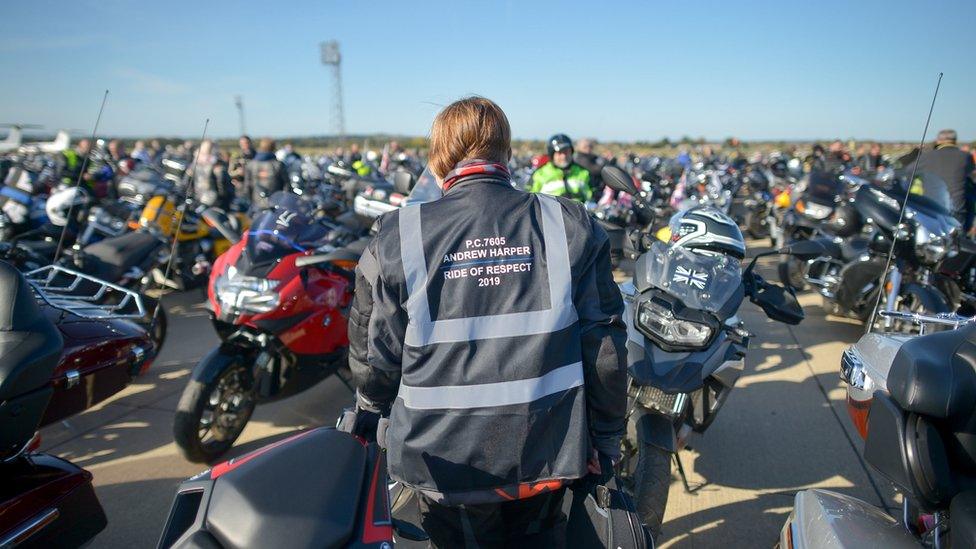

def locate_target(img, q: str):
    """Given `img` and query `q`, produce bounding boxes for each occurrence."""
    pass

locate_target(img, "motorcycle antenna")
[865,72,943,333]
[52,89,109,264]
[148,118,210,336]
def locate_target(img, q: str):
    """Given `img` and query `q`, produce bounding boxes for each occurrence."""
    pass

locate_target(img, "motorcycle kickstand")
[673,452,707,494]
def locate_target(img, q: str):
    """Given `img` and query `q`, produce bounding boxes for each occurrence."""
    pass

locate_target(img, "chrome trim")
[24,264,147,320]
[878,310,975,332]
[65,369,80,389]
[0,507,59,547]
[840,347,866,390]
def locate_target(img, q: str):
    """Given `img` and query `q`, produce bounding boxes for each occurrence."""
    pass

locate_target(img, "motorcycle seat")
[0,261,63,459]
[203,428,367,548]
[81,231,160,281]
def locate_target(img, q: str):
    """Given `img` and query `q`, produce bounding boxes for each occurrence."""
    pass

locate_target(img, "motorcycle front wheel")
[632,442,671,541]
[618,437,672,542]
[174,360,256,463]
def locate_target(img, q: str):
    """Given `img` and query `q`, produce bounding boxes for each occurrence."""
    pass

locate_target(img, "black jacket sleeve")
[347,226,407,414]
[574,216,628,458]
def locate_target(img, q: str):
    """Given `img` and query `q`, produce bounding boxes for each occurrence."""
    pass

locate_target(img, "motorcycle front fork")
[882,266,903,330]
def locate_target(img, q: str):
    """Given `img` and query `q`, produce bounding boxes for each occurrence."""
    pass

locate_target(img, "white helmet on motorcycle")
[45,185,89,227]
[668,207,746,259]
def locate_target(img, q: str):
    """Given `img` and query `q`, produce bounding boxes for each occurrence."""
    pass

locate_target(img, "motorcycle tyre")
[632,441,672,542]
[174,360,256,463]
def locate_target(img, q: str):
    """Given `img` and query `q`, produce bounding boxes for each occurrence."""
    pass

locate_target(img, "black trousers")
[418,489,566,548]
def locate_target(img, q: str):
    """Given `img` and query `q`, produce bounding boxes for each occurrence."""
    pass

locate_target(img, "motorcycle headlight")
[636,299,713,348]
[920,237,949,264]
[914,225,949,264]
[215,267,280,314]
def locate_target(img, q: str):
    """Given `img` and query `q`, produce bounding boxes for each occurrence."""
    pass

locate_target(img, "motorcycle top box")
[158,428,394,549]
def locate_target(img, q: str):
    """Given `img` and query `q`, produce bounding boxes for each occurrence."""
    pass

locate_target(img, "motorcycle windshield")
[642,241,743,314]
[245,192,328,263]
[904,172,959,238]
[804,170,845,202]
[404,167,442,205]
[904,171,951,212]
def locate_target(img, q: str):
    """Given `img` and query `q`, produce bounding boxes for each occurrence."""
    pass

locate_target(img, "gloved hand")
[337,406,381,442]
[586,449,616,486]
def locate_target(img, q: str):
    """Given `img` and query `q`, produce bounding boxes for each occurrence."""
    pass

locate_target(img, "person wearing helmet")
[528,134,592,202]
[669,207,746,260]
[348,150,378,177]
[243,138,290,210]
[57,139,91,186]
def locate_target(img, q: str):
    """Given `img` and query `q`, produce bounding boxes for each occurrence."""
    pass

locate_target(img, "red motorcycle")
[173,192,368,463]
[0,261,157,547]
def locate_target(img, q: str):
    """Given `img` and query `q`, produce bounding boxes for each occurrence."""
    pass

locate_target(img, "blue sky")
[1,0,973,142]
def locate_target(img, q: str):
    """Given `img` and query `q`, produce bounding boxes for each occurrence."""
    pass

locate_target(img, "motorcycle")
[777,170,864,290]
[782,313,976,548]
[157,427,428,548]
[784,172,959,329]
[173,191,367,463]
[601,165,821,539]
[739,159,796,247]
[0,260,157,548]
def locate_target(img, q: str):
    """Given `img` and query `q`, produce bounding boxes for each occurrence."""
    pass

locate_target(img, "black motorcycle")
[783,172,959,330]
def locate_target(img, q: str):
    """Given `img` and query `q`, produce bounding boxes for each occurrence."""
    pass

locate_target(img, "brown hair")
[428,96,511,179]
[258,137,276,153]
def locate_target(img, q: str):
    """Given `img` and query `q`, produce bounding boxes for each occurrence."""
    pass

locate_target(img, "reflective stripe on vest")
[396,193,582,410]
[398,193,578,347]
[398,361,583,410]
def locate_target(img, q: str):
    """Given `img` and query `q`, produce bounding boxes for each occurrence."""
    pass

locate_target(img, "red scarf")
[441,159,511,191]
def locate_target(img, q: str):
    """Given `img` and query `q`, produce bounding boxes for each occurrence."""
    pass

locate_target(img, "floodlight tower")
[234,95,246,136]
[320,40,346,144]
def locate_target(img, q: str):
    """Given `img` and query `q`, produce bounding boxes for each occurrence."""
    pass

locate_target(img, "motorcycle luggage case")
[566,478,652,549]
[157,428,393,549]
[0,454,107,548]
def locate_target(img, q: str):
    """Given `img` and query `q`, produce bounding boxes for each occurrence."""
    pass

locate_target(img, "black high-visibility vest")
[385,192,589,505]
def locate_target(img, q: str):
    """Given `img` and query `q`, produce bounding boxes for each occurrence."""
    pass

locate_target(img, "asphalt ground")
[40,240,900,548]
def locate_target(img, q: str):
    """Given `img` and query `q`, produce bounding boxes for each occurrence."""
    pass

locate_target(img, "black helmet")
[669,207,746,259]
[547,134,574,158]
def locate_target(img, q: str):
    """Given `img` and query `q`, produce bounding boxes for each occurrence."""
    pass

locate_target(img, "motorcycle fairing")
[157,428,393,549]
[782,489,918,549]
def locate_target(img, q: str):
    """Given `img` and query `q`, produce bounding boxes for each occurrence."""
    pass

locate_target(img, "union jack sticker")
[672,265,709,289]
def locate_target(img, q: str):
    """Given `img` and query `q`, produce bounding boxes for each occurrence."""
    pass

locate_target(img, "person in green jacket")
[529,133,592,202]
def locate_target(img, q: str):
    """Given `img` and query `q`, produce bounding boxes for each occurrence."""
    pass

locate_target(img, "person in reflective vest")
[346,97,627,547]
[528,133,593,202]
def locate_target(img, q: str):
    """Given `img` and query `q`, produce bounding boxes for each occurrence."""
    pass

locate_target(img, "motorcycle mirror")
[393,518,430,542]
[751,282,804,325]
[601,165,638,195]
[392,171,416,195]
[778,239,827,261]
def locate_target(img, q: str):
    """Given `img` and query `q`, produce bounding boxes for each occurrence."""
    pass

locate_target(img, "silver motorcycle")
[782,311,976,548]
